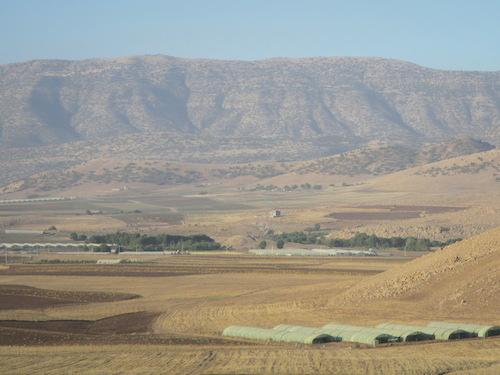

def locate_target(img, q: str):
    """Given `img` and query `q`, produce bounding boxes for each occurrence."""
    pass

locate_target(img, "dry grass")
[1,150,499,373]
[0,339,499,374]
[339,227,500,323]
[2,149,499,245]
[0,247,499,374]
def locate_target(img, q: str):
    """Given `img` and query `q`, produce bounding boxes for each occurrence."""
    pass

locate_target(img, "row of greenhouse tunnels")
[222,321,500,346]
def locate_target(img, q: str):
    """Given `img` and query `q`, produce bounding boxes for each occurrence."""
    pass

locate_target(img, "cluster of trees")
[322,233,461,251]
[258,239,284,249]
[268,230,461,251]
[271,230,325,245]
[69,232,222,251]
[276,239,284,249]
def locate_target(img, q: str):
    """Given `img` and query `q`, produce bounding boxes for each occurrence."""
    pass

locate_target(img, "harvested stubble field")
[0,230,499,375]
[0,255,389,277]
[1,339,500,375]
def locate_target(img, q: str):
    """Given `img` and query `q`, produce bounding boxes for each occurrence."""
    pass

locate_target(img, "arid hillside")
[341,227,500,318]
[0,158,208,194]
[321,148,500,240]
[1,55,499,148]
[292,137,495,176]
[0,137,494,194]
[366,148,500,196]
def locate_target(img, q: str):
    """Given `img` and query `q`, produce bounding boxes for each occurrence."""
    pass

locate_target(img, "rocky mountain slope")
[0,55,499,148]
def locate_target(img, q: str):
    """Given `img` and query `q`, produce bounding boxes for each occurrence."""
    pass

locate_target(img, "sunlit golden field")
[1,231,499,375]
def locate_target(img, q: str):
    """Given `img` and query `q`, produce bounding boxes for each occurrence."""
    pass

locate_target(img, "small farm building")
[270,209,281,218]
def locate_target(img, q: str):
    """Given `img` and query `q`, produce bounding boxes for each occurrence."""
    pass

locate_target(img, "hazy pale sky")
[1,0,499,70]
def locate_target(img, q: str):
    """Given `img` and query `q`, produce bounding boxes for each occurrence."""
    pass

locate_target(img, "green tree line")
[70,231,222,251]
[269,231,461,251]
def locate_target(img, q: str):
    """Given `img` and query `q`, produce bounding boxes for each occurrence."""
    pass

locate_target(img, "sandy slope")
[365,148,500,201]
[341,227,500,318]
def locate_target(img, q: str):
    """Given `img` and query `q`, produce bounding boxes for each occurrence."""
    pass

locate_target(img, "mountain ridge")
[4,54,499,72]
[1,55,499,148]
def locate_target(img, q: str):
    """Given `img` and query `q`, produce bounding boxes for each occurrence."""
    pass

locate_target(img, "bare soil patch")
[328,204,467,221]
[0,284,139,310]
[0,311,156,335]
[0,311,237,346]
[329,211,422,220]
[0,262,383,277]
[355,205,467,213]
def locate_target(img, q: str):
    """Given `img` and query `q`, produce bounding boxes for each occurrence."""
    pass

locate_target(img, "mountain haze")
[0,55,499,148]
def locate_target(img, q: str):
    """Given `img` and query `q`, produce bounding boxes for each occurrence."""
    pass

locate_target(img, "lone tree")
[258,240,267,249]
[276,239,285,249]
